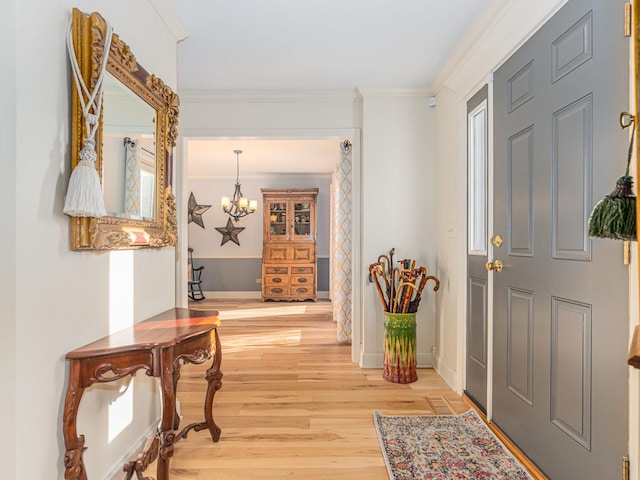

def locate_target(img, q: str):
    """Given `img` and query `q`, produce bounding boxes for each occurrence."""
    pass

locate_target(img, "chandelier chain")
[221,150,256,222]
[234,149,241,183]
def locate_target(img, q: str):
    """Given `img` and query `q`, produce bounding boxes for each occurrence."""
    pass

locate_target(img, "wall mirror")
[69,8,179,250]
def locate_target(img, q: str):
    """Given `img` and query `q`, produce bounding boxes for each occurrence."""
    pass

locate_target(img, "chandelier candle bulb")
[249,200,258,212]
[239,197,248,209]
[221,196,230,209]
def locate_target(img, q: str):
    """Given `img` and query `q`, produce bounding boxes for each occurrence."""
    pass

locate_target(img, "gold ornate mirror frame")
[69,9,178,250]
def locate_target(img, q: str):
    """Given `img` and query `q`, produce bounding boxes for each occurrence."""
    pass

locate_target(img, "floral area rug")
[374,409,534,479]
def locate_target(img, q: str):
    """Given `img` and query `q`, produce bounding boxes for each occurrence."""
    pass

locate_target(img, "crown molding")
[149,0,190,42]
[430,0,568,94]
[179,89,359,104]
[189,172,333,181]
[177,127,359,141]
[356,86,431,97]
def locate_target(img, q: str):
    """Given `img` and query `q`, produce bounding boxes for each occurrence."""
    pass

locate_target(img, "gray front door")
[492,0,629,478]
[466,85,490,411]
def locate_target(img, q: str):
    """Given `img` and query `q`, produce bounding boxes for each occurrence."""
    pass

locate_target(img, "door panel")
[466,85,490,411]
[551,11,593,83]
[550,297,592,450]
[508,126,535,256]
[507,287,533,406]
[468,278,488,366]
[552,94,592,260]
[492,0,629,478]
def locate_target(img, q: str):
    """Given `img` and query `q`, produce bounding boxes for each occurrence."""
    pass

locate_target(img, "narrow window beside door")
[468,100,488,254]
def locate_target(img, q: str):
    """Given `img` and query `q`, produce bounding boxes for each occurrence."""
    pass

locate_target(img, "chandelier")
[220,150,257,222]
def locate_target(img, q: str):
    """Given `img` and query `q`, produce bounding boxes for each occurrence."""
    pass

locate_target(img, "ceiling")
[167,0,491,176]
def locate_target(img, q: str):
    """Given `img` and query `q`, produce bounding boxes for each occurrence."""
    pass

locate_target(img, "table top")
[66,308,220,359]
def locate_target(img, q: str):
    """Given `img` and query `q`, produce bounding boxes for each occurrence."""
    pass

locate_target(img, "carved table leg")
[157,349,176,480]
[62,361,87,480]
[172,363,182,430]
[204,330,223,442]
[123,435,159,480]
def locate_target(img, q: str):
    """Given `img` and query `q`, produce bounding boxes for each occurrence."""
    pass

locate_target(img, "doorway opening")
[177,130,362,363]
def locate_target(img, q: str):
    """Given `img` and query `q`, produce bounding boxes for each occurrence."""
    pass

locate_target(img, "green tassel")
[588,117,637,242]
[588,176,636,241]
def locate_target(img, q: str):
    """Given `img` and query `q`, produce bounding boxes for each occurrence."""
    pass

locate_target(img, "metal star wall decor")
[188,192,211,229]
[215,218,245,246]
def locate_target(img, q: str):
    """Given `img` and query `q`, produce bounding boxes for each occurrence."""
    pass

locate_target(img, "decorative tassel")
[588,113,636,241]
[63,18,113,218]
[588,176,636,240]
[63,139,107,217]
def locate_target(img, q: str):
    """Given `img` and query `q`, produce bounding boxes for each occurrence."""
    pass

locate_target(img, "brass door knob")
[485,259,503,272]
[491,235,503,248]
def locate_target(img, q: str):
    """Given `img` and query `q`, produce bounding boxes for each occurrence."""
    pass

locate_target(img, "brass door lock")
[486,259,503,272]
[491,235,503,248]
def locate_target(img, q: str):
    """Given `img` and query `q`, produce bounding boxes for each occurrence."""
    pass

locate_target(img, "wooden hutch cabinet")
[261,188,318,301]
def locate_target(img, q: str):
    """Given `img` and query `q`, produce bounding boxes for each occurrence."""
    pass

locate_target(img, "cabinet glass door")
[268,201,287,237]
[293,202,311,238]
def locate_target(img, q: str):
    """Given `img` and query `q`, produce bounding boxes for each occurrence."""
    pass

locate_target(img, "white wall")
[189,175,332,258]
[13,2,179,478]
[1,0,17,477]
[433,85,465,384]
[179,91,359,132]
[358,90,437,368]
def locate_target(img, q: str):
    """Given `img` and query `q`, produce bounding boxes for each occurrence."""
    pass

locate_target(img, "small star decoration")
[215,218,245,246]
[188,192,211,229]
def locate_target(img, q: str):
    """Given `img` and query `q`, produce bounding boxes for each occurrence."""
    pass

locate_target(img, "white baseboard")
[103,420,159,480]
[433,351,458,391]
[360,351,382,368]
[416,353,434,368]
[203,291,330,300]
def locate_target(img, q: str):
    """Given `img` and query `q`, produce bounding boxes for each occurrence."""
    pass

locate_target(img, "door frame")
[460,75,496,421]
[175,127,363,364]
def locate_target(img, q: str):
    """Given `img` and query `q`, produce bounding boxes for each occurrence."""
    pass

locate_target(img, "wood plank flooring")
[162,299,468,479]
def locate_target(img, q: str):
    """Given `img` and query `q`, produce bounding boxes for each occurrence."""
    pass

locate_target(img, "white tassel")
[64,17,112,218]
[63,139,106,217]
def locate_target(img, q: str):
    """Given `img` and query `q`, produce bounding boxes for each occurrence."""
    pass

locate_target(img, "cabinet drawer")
[291,275,314,286]
[291,285,313,295]
[264,286,288,296]
[290,266,313,274]
[264,244,315,263]
[265,276,289,286]
[265,266,289,275]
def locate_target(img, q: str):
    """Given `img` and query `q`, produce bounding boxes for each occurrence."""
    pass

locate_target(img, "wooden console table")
[62,308,222,480]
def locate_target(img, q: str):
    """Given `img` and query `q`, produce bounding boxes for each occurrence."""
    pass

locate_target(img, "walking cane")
[369,263,389,312]
[395,282,419,314]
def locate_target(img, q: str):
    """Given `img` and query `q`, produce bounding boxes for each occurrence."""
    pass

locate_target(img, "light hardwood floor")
[157,298,468,479]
